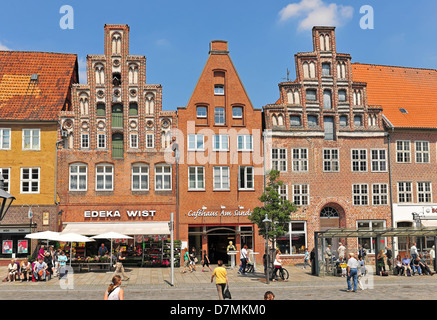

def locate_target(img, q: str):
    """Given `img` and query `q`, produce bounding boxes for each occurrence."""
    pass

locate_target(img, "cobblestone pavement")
[1,264,437,300]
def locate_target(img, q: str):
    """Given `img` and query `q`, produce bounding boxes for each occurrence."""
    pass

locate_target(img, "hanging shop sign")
[84,210,156,219]
[187,208,253,220]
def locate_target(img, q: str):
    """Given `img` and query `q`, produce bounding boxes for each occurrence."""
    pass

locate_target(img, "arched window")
[79,93,89,116]
[277,114,284,126]
[309,62,316,78]
[303,62,310,79]
[111,32,122,55]
[353,90,362,106]
[322,63,331,76]
[272,114,278,127]
[95,63,105,85]
[128,64,139,84]
[145,93,155,114]
[320,206,339,218]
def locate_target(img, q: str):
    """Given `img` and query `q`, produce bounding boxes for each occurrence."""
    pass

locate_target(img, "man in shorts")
[211,260,229,300]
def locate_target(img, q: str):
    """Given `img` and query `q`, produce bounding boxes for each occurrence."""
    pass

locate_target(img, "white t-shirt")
[347,257,359,269]
[240,248,247,260]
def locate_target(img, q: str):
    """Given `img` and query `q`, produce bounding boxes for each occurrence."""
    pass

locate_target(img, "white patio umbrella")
[91,232,133,268]
[25,231,60,248]
[51,233,95,266]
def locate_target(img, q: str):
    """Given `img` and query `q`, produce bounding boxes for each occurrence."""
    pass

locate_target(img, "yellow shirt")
[213,266,227,284]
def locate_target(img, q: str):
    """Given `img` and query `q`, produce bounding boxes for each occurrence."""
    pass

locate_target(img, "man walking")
[211,260,229,300]
[113,249,129,281]
[410,243,419,261]
[346,252,359,292]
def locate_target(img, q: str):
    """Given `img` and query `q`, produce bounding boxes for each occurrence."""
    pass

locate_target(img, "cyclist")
[272,249,283,282]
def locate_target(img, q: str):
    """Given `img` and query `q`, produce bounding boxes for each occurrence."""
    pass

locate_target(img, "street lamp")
[263,214,272,284]
[0,175,15,221]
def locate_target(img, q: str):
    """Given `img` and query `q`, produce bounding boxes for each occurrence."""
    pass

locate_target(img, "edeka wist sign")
[187,208,252,220]
[84,210,156,219]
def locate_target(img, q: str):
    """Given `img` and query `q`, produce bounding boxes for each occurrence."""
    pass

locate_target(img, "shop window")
[277,222,307,255]
[357,220,386,254]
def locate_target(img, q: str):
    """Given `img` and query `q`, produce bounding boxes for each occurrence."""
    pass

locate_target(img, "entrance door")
[206,226,236,264]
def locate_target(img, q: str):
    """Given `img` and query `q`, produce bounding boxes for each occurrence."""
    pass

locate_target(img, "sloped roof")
[0,51,77,121]
[352,63,437,129]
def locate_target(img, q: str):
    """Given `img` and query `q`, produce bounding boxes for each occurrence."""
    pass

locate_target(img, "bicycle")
[270,265,289,281]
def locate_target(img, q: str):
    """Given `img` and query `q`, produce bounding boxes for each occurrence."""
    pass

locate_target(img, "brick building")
[353,63,437,257]
[57,25,177,257]
[263,27,392,263]
[0,51,78,260]
[176,40,264,264]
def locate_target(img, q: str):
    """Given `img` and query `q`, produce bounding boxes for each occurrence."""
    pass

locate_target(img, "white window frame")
[215,107,225,125]
[415,141,430,163]
[277,221,307,256]
[396,140,411,163]
[398,181,412,203]
[232,106,243,119]
[292,184,309,206]
[417,182,432,203]
[353,184,369,206]
[237,135,253,152]
[95,164,114,191]
[323,148,339,172]
[292,148,308,172]
[146,133,154,149]
[214,84,225,95]
[351,149,367,172]
[155,164,172,191]
[196,106,207,118]
[97,133,106,149]
[188,166,205,191]
[22,129,40,151]
[69,164,88,191]
[0,128,11,150]
[131,164,149,191]
[81,133,89,149]
[271,148,287,172]
[130,133,139,149]
[20,167,40,194]
[213,134,229,151]
[213,166,230,191]
[372,183,388,205]
[188,134,205,151]
[371,149,387,172]
[238,166,254,190]
[0,168,11,192]
[278,184,288,201]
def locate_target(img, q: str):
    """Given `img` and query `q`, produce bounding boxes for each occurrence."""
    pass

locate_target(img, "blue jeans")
[347,269,358,291]
[412,265,422,275]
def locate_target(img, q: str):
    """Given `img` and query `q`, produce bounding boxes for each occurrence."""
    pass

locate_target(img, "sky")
[1,0,436,111]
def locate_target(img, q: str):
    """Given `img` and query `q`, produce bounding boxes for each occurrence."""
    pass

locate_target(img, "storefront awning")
[61,222,170,236]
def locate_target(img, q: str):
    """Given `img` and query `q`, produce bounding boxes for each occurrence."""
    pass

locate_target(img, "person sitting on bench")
[402,257,412,276]
[411,257,422,276]
[419,254,434,276]
[33,257,48,281]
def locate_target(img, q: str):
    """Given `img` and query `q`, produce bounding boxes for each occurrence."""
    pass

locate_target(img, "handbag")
[223,286,232,299]
[194,257,198,263]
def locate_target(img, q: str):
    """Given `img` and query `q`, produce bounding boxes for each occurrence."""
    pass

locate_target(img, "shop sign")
[84,210,156,219]
[187,208,253,220]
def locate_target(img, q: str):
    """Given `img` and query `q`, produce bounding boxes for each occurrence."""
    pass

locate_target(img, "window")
[396,140,411,163]
[96,103,106,117]
[322,63,331,76]
[239,166,254,190]
[371,149,387,172]
[214,84,224,95]
[97,133,106,149]
[215,107,225,125]
[132,164,149,191]
[232,107,243,118]
[272,148,287,172]
[0,128,11,150]
[353,184,368,205]
[372,184,388,205]
[146,133,154,149]
[213,166,230,190]
[69,164,87,191]
[323,149,339,172]
[129,103,138,116]
[81,133,89,149]
[237,135,253,151]
[21,167,40,193]
[307,115,318,127]
[188,134,205,151]
[155,164,171,191]
[22,129,40,150]
[306,89,317,101]
[292,148,308,172]
[293,184,309,206]
[339,115,348,127]
[415,141,430,163]
[338,89,347,102]
[277,222,307,255]
[130,133,138,149]
[0,168,10,192]
[323,116,334,141]
[357,221,385,254]
[351,149,367,172]
[96,164,113,191]
[417,182,432,203]
[213,134,229,151]
[323,90,332,109]
[290,115,301,127]
[188,166,205,190]
[197,106,207,118]
[398,182,412,203]
[278,184,288,201]
[353,115,363,127]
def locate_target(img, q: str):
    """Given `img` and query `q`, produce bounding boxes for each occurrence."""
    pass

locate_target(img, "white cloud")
[156,38,171,47]
[279,0,354,31]
[0,41,11,51]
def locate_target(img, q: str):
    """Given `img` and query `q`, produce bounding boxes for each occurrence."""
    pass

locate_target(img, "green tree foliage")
[249,170,298,242]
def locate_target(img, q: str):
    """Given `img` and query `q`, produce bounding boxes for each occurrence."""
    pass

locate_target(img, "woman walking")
[104,275,124,300]
[201,250,212,272]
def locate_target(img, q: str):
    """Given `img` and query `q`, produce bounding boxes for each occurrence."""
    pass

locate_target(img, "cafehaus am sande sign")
[187,208,253,220]
[84,210,157,218]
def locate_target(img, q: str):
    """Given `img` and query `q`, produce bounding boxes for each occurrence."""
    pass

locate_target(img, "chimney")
[209,40,229,55]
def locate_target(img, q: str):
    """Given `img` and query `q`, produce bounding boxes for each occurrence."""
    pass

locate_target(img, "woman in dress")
[104,275,124,300]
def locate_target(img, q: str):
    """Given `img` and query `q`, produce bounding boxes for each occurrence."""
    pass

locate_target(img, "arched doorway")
[319,203,346,252]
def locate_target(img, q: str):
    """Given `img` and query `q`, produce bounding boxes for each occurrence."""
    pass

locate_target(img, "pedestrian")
[272,249,283,281]
[325,245,332,272]
[410,242,419,261]
[238,245,248,275]
[190,247,197,271]
[58,250,68,278]
[338,242,346,260]
[357,255,366,290]
[385,246,393,271]
[376,249,386,275]
[358,244,366,259]
[38,245,45,260]
[113,248,129,281]
[104,275,124,300]
[201,250,212,272]
[181,248,192,273]
[346,252,359,292]
[264,291,275,300]
[303,247,310,269]
[211,260,229,300]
